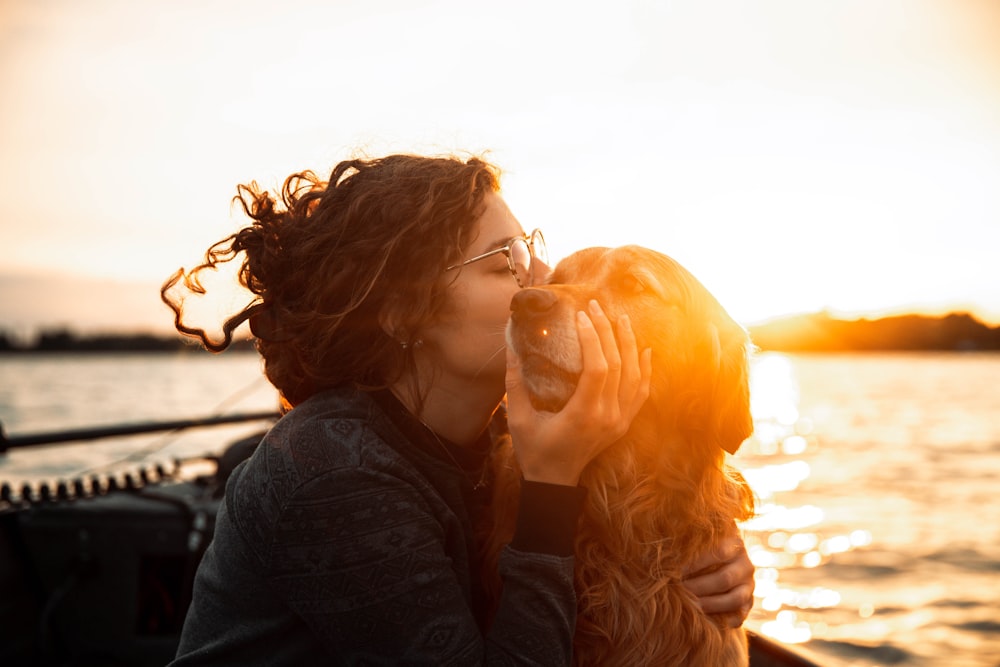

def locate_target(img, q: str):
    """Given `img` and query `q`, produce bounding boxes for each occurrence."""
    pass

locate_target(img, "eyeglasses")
[446,229,548,288]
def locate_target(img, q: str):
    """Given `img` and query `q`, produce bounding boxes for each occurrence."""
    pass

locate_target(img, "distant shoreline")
[0,331,256,354]
[746,311,1000,352]
[1,311,999,354]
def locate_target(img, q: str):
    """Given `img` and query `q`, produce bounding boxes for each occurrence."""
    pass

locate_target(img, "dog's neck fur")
[571,426,751,666]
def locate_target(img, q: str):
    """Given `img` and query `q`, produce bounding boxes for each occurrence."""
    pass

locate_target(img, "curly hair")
[161,154,501,406]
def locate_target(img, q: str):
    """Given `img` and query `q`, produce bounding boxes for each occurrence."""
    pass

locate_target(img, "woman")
[163,153,753,664]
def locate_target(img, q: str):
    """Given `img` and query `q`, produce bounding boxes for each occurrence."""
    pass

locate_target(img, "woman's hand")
[682,530,756,628]
[505,299,652,486]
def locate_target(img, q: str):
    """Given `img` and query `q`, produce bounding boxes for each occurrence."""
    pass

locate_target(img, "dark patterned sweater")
[170,386,585,666]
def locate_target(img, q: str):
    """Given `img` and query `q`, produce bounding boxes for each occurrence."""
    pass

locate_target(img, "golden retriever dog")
[485,245,755,666]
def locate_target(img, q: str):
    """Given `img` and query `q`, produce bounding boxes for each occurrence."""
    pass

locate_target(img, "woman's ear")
[378,305,404,343]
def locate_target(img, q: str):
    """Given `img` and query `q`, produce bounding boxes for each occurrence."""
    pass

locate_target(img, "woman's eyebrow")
[488,236,513,249]
[476,235,514,253]
[488,230,527,249]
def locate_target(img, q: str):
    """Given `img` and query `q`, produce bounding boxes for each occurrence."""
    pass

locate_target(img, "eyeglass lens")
[509,239,531,286]
[530,230,548,266]
[510,231,547,287]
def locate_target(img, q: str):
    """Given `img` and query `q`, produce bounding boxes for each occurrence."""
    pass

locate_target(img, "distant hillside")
[748,312,1000,352]
[2,312,998,353]
[0,329,256,353]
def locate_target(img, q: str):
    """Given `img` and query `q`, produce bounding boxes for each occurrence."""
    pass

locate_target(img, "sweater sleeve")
[510,480,587,556]
[254,466,580,666]
[484,481,586,664]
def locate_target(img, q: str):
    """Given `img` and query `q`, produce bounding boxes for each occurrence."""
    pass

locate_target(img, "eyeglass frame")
[445,229,548,288]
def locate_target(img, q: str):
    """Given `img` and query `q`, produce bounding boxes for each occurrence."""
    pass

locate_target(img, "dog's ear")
[706,321,753,455]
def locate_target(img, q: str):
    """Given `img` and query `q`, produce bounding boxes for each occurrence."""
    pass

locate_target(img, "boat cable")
[75,372,277,474]
[0,375,279,510]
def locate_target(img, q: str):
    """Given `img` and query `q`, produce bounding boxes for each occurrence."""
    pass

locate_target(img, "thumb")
[505,347,528,411]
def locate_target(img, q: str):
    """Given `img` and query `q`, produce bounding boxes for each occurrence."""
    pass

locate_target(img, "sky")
[1,0,998,337]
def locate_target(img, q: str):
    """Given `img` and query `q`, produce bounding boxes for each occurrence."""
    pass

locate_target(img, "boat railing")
[0,411,280,509]
[0,411,281,452]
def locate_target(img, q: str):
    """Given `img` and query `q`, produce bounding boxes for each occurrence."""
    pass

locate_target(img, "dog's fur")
[484,246,755,666]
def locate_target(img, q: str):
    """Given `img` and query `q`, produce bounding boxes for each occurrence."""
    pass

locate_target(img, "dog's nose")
[510,288,557,318]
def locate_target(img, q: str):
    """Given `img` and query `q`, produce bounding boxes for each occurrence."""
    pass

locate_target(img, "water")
[738,352,1000,667]
[0,351,280,482]
[1,351,998,666]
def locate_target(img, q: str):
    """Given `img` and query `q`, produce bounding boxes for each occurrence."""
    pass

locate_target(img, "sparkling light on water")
[738,353,883,656]
[761,611,813,644]
[742,504,825,532]
[749,354,800,426]
[740,460,811,498]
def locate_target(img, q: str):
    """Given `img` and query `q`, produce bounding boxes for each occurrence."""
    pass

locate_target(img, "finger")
[709,606,753,629]
[728,609,751,629]
[583,300,622,413]
[614,314,650,418]
[615,314,640,393]
[587,299,619,359]
[694,583,754,621]
[682,550,753,605]
[566,307,608,407]
[623,347,653,422]
[682,564,735,599]
[683,535,746,580]
[504,346,531,419]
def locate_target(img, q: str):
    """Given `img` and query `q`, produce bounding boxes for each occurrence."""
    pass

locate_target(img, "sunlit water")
[737,352,1000,667]
[1,351,998,666]
[0,352,280,481]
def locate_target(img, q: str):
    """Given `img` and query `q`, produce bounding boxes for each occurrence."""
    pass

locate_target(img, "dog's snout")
[510,288,557,318]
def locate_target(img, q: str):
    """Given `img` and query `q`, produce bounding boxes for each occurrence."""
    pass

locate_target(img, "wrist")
[510,480,588,556]
[517,457,582,487]
[521,470,581,487]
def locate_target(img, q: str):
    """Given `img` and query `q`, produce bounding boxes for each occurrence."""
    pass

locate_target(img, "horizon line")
[2,307,998,342]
